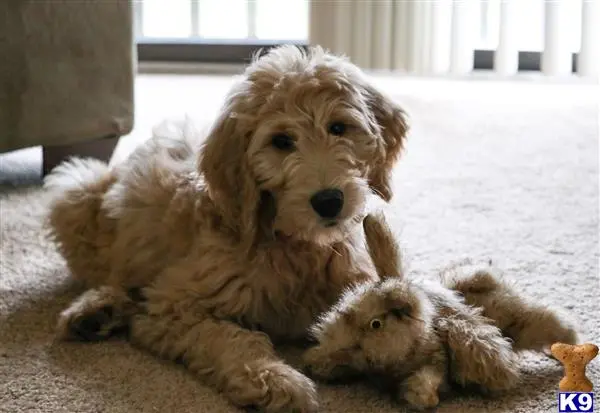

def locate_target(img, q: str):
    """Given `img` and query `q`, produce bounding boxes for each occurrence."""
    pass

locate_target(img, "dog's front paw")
[239,360,319,413]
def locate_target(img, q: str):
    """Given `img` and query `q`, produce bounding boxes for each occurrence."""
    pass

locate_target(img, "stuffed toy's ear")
[363,213,403,279]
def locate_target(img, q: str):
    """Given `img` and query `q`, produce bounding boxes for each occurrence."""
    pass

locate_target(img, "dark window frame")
[137,39,579,73]
[137,38,306,64]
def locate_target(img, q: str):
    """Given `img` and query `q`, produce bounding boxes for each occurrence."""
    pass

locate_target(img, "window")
[136,0,584,72]
[136,0,308,42]
[475,0,583,71]
[478,0,582,52]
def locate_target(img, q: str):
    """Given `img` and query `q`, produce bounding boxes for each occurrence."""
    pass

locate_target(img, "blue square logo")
[558,392,594,412]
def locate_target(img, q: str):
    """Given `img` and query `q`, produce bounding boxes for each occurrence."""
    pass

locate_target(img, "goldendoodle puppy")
[43,45,408,412]
[303,214,578,410]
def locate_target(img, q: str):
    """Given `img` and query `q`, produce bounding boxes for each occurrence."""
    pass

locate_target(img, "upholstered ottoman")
[0,0,135,173]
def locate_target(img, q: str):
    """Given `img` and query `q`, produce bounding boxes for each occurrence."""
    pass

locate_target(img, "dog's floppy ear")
[361,84,409,202]
[199,84,261,253]
[363,213,403,279]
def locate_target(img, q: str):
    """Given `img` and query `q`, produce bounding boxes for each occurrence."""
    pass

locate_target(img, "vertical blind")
[309,0,599,77]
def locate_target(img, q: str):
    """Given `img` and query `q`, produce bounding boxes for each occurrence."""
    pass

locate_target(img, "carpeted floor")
[1,75,599,413]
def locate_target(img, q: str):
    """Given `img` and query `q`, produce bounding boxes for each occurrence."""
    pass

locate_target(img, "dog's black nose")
[310,189,344,219]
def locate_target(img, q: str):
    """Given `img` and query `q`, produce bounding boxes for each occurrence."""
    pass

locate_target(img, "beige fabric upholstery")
[0,1,134,153]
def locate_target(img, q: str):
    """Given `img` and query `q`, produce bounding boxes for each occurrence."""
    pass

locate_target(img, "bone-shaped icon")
[551,342,599,392]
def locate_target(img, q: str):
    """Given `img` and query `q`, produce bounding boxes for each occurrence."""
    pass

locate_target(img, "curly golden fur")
[303,213,578,410]
[43,46,408,412]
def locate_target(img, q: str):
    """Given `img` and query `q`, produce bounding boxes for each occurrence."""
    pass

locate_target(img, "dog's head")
[200,45,408,249]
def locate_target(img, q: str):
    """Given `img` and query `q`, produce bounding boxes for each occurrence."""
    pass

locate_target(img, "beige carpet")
[1,75,599,413]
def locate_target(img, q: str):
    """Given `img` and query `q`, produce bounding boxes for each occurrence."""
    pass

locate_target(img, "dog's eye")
[328,122,346,136]
[271,134,295,151]
[369,319,383,330]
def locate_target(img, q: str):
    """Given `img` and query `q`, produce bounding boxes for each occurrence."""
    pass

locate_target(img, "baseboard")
[137,61,245,75]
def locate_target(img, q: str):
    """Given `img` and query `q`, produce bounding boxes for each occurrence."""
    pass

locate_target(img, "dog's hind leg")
[56,286,141,341]
[44,157,117,287]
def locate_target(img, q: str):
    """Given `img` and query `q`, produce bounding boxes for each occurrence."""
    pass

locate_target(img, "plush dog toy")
[303,213,578,410]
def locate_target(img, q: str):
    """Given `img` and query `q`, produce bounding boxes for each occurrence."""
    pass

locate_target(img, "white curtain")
[309,0,462,73]
[308,0,599,78]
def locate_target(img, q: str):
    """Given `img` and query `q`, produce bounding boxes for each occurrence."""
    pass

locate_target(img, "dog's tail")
[43,158,116,286]
[44,157,110,194]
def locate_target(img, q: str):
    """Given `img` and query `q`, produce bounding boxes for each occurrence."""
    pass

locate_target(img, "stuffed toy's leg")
[399,363,446,410]
[441,263,578,352]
